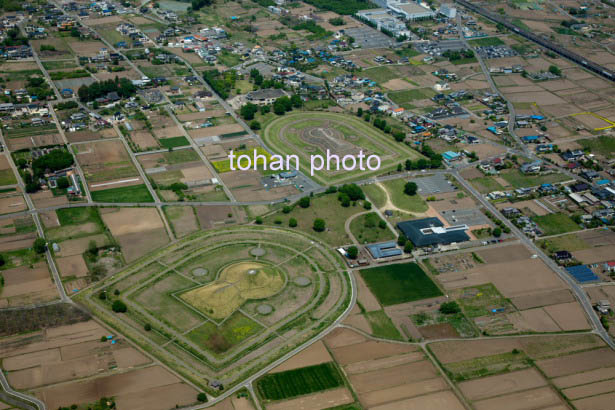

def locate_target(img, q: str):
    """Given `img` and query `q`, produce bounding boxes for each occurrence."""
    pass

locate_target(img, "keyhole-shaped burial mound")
[179,262,285,320]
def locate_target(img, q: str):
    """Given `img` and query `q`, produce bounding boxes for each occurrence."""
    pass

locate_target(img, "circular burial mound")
[250,247,266,257]
[256,304,273,315]
[293,276,311,287]
[192,268,208,277]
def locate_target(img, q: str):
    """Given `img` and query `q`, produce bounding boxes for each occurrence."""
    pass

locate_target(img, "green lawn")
[578,136,615,158]
[363,183,387,209]
[382,179,428,213]
[360,262,442,306]
[389,88,436,105]
[469,37,505,46]
[364,310,403,340]
[0,169,17,186]
[159,136,190,149]
[256,362,344,401]
[532,213,580,236]
[349,212,395,244]
[500,169,569,188]
[537,233,589,253]
[450,56,478,65]
[91,185,154,203]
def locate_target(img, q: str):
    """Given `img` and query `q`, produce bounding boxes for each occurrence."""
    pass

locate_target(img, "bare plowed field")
[473,387,562,410]
[537,348,615,378]
[370,390,465,410]
[459,368,547,401]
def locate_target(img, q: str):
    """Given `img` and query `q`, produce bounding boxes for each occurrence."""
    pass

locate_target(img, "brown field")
[370,390,465,410]
[30,190,68,208]
[56,255,88,278]
[74,139,137,184]
[101,208,168,262]
[178,110,226,122]
[83,15,124,25]
[266,387,353,410]
[459,368,547,401]
[0,194,26,215]
[329,340,419,365]
[473,387,562,410]
[270,341,332,373]
[355,273,381,312]
[542,302,590,330]
[573,245,615,264]
[344,351,425,375]
[511,289,574,310]
[132,130,159,149]
[537,348,615,378]
[195,205,243,229]
[507,308,560,332]
[563,379,615,400]
[65,40,107,55]
[66,128,116,143]
[0,232,37,252]
[56,234,109,257]
[359,378,448,408]
[348,360,439,394]
[573,392,615,410]
[0,263,56,306]
[553,366,615,389]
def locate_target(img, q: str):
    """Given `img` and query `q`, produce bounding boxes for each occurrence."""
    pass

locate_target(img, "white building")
[356,8,410,37]
[440,3,457,19]
[388,1,435,21]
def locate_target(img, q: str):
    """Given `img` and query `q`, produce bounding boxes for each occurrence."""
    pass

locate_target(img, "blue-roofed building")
[531,115,544,120]
[443,151,461,162]
[596,179,610,186]
[487,126,500,135]
[366,241,402,259]
[565,265,599,283]
[522,135,539,143]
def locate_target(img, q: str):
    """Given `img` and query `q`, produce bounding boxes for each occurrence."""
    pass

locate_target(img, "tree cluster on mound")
[78,77,137,102]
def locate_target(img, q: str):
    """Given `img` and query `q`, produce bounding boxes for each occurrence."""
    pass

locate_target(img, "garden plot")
[0,194,27,215]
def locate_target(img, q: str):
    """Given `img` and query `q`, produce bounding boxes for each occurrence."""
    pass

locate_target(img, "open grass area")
[444,351,530,382]
[212,147,271,173]
[365,310,403,340]
[471,176,505,193]
[91,184,154,203]
[256,362,344,401]
[42,60,78,70]
[56,206,103,226]
[578,136,615,158]
[187,311,263,354]
[0,248,44,270]
[381,179,428,213]
[536,233,589,253]
[388,88,436,105]
[264,193,363,246]
[362,183,387,209]
[362,66,398,83]
[532,213,580,236]
[360,262,442,306]
[456,283,511,318]
[158,136,190,149]
[162,149,200,164]
[0,169,17,186]
[349,212,395,244]
[468,36,505,46]
[500,169,570,188]
[4,124,58,138]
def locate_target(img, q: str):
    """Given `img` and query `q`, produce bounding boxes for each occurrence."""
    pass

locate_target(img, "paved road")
[0,372,46,410]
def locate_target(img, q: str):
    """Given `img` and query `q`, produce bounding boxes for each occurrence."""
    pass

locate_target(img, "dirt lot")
[355,274,381,312]
[573,245,615,264]
[66,128,117,143]
[270,341,332,373]
[74,139,137,184]
[56,255,88,278]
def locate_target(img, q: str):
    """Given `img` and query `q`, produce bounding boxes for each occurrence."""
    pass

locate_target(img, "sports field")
[263,112,422,184]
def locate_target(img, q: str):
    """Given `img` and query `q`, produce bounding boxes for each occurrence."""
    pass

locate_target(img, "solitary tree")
[288,218,297,227]
[313,218,326,232]
[493,227,502,237]
[111,300,127,313]
[197,393,207,403]
[439,301,461,314]
[33,238,47,254]
[404,241,414,253]
[298,196,310,208]
[346,246,358,259]
[404,181,418,196]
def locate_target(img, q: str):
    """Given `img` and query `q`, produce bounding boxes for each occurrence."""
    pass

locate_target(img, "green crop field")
[471,176,505,194]
[159,136,190,149]
[532,213,580,236]
[0,169,17,186]
[362,66,398,83]
[56,207,103,226]
[364,310,403,340]
[578,136,615,158]
[500,170,569,188]
[256,362,344,401]
[263,112,422,185]
[360,262,442,306]
[91,184,154,203]
[162,149,200,165]
[389,88,436,105]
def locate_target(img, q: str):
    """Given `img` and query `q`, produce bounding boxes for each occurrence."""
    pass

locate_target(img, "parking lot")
[345,27,393,49]
[440,208,489,226]
[476,45,517,59]
[414,174,457,194]
[415,39,466,56]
